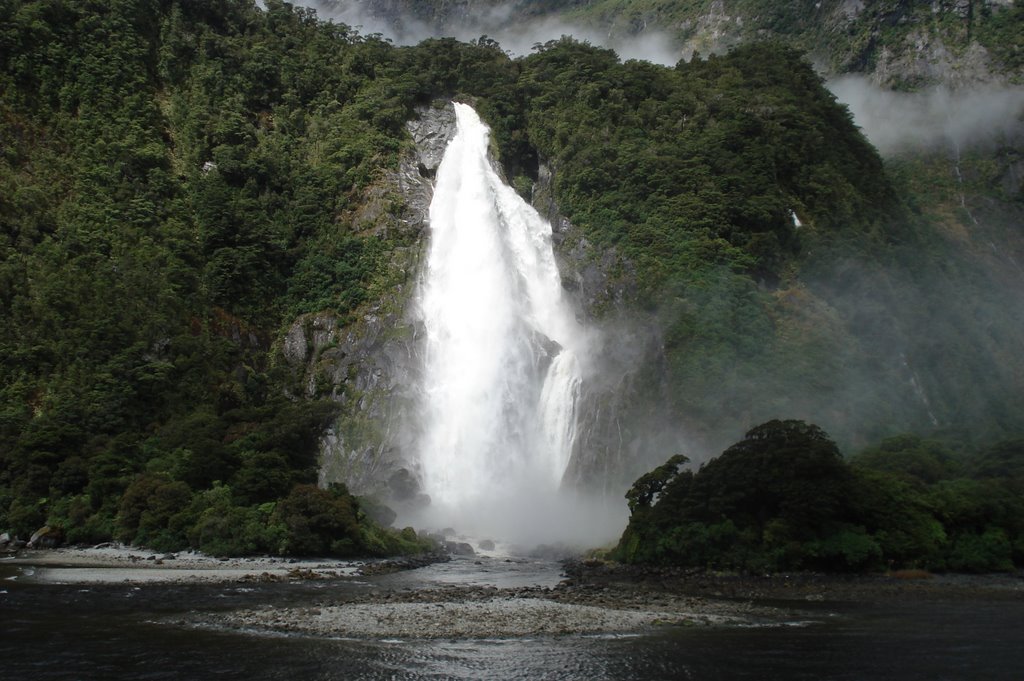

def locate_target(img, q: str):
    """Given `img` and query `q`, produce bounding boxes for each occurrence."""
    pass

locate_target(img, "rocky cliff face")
[283,103,456,503]
[534,162,691,493]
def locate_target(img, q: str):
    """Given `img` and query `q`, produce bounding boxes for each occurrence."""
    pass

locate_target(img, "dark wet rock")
[406,105,458,173]
[0,532,9,547]
[445,541,475,556]
[387,468,421,501]
[478,539,496,551]
[358,550,450,576]
[533,161,686,492]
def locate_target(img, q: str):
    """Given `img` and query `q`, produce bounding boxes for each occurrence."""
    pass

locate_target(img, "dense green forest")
[0,0,442,553]
[1,1,1022,562]
[616,422,1024,572]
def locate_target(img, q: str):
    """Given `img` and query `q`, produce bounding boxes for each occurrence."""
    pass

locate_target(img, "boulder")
[27,525,63,549]
[444,541,475,556]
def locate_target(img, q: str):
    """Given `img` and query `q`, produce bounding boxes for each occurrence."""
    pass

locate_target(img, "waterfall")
[413,103,594,542]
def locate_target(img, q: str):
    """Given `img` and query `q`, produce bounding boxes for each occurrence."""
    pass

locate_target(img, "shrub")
[273,484,362,557]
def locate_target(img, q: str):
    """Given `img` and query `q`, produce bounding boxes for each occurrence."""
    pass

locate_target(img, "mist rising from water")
[412,103,622,546]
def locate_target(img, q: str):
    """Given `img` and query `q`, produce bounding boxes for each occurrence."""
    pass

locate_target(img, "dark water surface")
[2,558,1023,680]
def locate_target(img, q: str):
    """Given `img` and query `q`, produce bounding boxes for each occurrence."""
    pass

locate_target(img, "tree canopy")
[616,421,1024,572]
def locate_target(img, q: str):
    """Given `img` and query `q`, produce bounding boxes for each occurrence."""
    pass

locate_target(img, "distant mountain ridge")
[311,0,1023,85]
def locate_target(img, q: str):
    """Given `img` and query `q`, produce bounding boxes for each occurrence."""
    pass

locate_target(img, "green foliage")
[561,0,1023,80]
[271,483,433,557]
[512,38,960,451]
[116,473,191,545]
[1,1,1021,564]
[185,484,284,557]
[0,1,422,554]
[970,439,1024,480]
[616,420,857,569]
[617,421,1024,572]
[625,454,689,514]
[273,483,361,556]
[851,435,964,484]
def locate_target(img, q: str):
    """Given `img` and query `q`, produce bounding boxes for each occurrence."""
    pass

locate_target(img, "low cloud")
[286,0,682,65]
[828,75,1024,155]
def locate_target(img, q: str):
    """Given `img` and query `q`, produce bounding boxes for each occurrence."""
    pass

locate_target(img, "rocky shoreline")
[182,579,791,639]
[562,559,1024,603]
[1,545,449,584]
[9,545,1023,640]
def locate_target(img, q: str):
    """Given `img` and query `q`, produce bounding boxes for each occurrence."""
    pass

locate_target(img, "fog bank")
[291,0,681,64]
[829,75,1024,155]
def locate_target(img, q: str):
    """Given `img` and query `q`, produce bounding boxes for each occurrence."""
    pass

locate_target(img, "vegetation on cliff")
[616,421,1024,572]
[0,1,1021,558]
[0,0,442,554]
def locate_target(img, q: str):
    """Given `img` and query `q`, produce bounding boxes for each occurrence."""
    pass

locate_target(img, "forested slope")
[0,0,435,551]
[1,0,1021,550]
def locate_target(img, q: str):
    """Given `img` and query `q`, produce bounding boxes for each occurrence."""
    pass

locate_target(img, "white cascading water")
[414,103,598,543]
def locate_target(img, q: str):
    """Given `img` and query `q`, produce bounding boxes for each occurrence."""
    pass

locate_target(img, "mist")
[287,0,682,65]
[829,75,1024,155]
[402,486,628,550]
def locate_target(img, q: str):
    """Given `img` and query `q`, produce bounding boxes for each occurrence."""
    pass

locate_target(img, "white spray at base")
[412,103,623,547]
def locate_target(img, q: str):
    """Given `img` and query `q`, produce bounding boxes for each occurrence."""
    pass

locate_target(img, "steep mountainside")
[306,0,1024,471]
[1,0,1022,548]
[313,0,1023,84]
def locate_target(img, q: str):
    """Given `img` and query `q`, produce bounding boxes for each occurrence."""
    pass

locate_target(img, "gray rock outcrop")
[291,103,458,500]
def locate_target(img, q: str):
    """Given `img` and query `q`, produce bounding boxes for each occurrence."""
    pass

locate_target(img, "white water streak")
[417,103,585,531]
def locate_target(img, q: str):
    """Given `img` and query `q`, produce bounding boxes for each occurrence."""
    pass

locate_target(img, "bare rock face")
[872,30,1000,90]
[27,526,63,549]
[406,105,458,174]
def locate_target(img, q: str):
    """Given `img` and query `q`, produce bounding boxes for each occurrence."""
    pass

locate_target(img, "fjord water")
[4,558,1024,680]
[415,103,598,543]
